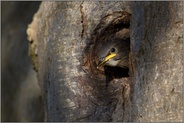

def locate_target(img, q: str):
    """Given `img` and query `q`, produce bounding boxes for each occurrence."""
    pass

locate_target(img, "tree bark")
[131,2,183,122]
[27,1,183,122]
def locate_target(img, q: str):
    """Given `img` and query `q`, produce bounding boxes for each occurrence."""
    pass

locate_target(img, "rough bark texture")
[1,1,43,121]
[131,1,183,122]
[27,1,183,122]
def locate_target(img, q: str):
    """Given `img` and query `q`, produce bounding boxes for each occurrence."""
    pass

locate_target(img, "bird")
[96,28,130,70]
[89,11,130,88]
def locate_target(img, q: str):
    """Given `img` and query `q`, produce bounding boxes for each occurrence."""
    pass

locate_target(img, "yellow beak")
[97,53,116,69]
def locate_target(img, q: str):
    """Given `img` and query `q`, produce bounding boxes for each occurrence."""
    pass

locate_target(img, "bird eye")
[110,48,116,53]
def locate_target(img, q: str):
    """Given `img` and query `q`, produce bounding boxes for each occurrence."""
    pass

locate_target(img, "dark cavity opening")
[104,66,129,78]
[104,66,129,79]
[104,66,129,88]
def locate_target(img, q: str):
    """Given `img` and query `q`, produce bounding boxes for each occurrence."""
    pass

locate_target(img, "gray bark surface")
[27,1,183,122]
[131,2,183,122]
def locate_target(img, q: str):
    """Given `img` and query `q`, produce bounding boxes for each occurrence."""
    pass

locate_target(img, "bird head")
[97,48,119,69]
[96,38,128,69]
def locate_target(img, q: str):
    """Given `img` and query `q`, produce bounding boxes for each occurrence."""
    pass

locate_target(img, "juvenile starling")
[96,29,130,69]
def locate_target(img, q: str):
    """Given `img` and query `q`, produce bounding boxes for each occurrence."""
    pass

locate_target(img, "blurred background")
[1,1,44,121]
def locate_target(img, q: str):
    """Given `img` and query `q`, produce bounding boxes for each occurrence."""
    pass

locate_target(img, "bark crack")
[80,1,87,39]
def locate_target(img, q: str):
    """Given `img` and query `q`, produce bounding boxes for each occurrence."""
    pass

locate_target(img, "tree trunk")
[27,1,183,122]
[131,2,183,122]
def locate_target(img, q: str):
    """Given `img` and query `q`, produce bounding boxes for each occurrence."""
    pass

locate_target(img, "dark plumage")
[96,28,130,69]
[90,11,131,71]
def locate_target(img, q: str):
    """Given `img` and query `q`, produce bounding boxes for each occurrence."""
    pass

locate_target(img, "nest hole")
[104,66,129,79]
